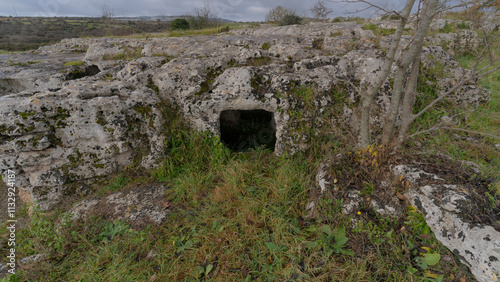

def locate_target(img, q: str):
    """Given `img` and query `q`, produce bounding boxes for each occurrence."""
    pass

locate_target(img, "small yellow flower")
[357,211,361,215]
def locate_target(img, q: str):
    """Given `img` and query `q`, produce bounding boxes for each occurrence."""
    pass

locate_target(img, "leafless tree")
[338,0,500,151]
[101,3,115,20]
[187,0,220,29]
[265,6,296,23]
[310,1,333,19]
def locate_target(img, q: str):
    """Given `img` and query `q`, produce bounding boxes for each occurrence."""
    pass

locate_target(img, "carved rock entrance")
[219,109,276,152]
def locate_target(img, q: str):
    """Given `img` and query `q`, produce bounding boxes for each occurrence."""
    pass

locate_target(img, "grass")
[102,46,143,61]
[63,60,85,66]
[410,30,500,193]
[362,24,396,36]
[167,25,233,37]
[2,124,475,281]
[8,60,40,66]
[0,50,19,54]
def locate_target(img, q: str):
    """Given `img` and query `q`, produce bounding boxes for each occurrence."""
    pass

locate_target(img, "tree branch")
[333,0,403,18]
[411,64,500,124]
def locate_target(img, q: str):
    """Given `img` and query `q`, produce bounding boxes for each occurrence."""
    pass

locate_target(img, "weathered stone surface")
[0,79,166,210]
[0,21,490,210]
[394,165,500,282]
[68,184,171,228]
[20,254,47,265]
[425,30,480,55]
[0,263,6,278]
[0,52,85,97]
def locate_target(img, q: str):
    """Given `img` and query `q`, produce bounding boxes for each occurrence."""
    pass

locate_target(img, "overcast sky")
[0,0,405,22]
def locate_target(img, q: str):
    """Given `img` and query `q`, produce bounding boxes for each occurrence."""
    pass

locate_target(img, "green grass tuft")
[63,60,85,66]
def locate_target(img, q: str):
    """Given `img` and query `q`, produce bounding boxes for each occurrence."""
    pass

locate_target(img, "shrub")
[279,13,302,26]
[265,6,295,23]
[219,25,230,33]
[169,18,190,30]
[312,38,324,50]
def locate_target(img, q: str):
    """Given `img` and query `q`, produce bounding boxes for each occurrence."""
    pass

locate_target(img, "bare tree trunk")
[395,47,423,148]
[359,0,416,147]
[381,0,439,146]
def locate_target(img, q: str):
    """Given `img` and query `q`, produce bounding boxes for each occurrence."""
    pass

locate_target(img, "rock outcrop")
[0,79,166,210]
[0,22,490,212]
[394,165,500,282]
[68,184,171,229]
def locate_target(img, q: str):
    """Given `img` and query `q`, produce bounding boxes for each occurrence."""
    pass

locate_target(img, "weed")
[457,21,470,29]
[94,220,129,243]
[362,23,395,36]
[312,38,324,50]
[440,22,455,33]
[8,60,40,66]
[63,60,84,66]
[105,175,128,192]
[245,56,272,66]
[304,225,354,256]
[102,46,142,61]
[330,31,343,37]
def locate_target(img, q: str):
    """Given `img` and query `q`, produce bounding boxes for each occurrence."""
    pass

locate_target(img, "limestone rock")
[0,263,6,278]
[20,254,47,265]
[394,165,500,282]
[68,184,171,229]
[0,79,166,210]
[0,22,491,211]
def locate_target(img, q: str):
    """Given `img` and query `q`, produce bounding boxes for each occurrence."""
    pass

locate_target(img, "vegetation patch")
[63,60,85,66]
[169,18,190,31]
[279,13,302,26]
[102,46,143,61]
[194,66,225,96]
[245,56,272,67]
[362,23,396,36]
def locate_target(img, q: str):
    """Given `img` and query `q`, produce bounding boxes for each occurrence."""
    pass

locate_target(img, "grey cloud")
[1,0,406,21]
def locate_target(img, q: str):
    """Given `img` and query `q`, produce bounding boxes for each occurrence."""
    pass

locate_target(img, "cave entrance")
[65,65,101,80]
[220,109,276,152]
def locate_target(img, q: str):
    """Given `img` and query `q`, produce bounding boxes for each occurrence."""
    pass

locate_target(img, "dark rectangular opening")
[220,109,276,152]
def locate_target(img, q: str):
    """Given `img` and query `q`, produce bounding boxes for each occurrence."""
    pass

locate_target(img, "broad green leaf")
[321,225,332,235]
[205,264,214,276]
[416,259,429,270]
[265,242,279,251]
[304,241,319,248]
[422,252,441,266]
[335,236,348,246]
[340,249,354,256]
[334,227,348,246]
[195,265,205,277]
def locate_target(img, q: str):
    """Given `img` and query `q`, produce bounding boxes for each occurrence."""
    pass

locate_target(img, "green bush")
[279,13,302,26]
[169,18,190,30]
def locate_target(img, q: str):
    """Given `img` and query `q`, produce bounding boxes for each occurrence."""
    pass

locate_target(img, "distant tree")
[169,18,190,30]
[187,0,220,29]
[339,0,500,150]
[310,1,333,19]
[265,6,295,23]
[279,13,303,25]
[101,4,115,20]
